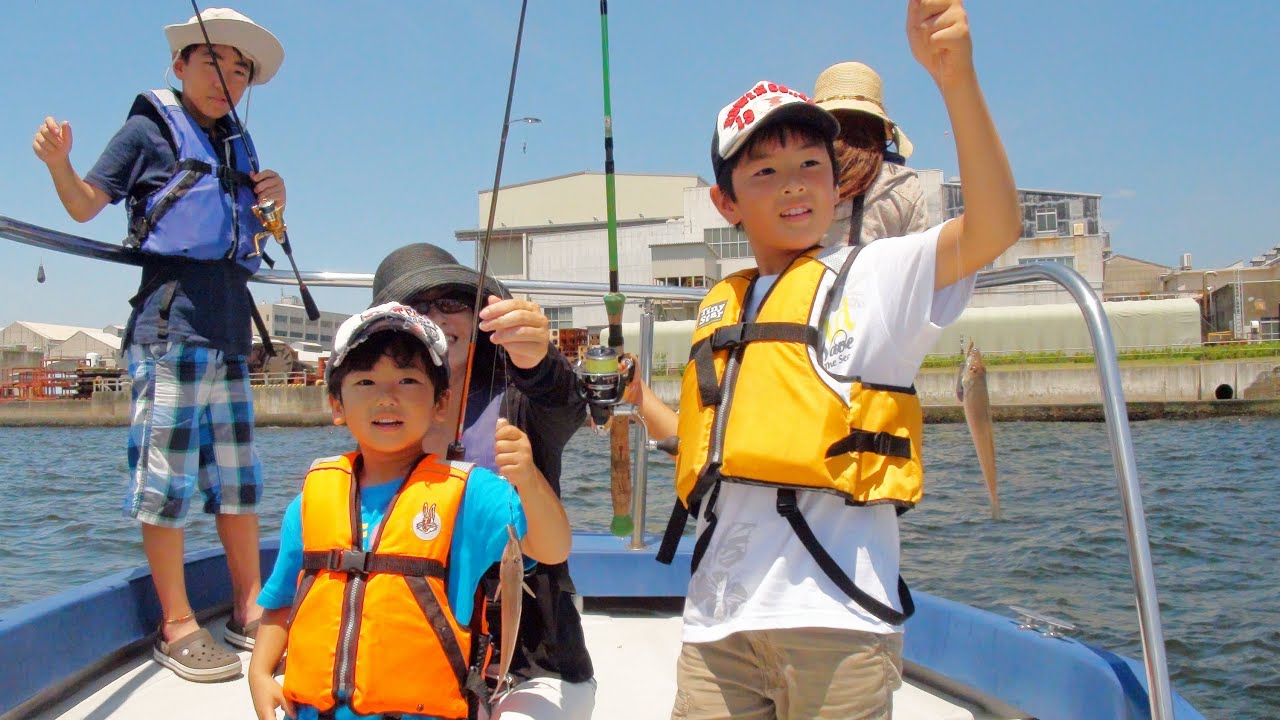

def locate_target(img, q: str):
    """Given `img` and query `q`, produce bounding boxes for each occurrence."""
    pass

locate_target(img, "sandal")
[153,627,242,682]
[224,617,260,651]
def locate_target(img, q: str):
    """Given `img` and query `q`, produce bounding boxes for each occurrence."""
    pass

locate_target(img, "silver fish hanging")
[957,339,999,519]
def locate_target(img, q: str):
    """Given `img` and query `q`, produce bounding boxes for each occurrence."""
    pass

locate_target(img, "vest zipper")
[221,135,241,261]
[707,346,745,467]
[335,573,365,697]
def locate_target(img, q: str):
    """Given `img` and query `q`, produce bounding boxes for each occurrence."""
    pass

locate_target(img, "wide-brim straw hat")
[812,61,913,159]
[372,243,510,309]
[165,8,284,86]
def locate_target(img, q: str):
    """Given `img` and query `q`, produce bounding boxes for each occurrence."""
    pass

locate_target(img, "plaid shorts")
[125,342,263,527]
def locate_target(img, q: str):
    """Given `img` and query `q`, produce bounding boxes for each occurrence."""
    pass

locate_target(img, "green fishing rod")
[575,0,634,538]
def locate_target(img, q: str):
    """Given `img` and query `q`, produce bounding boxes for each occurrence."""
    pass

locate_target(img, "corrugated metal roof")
[64,329,122,350]
[10,321,103,342]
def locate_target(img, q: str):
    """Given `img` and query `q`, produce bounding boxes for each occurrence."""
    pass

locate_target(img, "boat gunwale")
[0,533,1205,720]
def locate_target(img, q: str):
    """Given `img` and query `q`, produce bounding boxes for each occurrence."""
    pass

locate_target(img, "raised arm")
[32,117,111,223]
[627,376,678,442]
[906,0,1020,289]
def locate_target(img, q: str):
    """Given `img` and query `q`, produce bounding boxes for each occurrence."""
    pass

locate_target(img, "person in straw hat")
[31,7,287,682]
[813,61,929,247]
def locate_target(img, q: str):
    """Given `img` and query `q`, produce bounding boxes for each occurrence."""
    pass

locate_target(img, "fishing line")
[448,0,531,461]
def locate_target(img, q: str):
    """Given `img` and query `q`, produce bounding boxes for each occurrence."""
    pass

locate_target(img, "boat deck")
[35,612,1011,720]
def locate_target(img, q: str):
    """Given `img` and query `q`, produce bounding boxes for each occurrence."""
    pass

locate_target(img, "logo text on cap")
[723,83,812,132]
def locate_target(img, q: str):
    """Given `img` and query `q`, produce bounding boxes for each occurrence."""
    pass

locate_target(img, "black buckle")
[328,549,369,574]
[711,324,745,350]
[775,489,799,518]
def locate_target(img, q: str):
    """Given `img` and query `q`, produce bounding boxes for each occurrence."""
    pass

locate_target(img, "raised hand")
[906,0,973,87]
[33,117,73,166]
[478,295,551,369]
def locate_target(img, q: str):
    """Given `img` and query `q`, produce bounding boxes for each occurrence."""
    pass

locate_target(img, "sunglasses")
[410,296,473,315]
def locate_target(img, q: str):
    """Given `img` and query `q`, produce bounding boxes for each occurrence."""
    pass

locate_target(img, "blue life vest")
[125,89,264,274]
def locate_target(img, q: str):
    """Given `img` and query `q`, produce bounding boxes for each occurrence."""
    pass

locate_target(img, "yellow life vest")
[283,452,487,719]
[659,246,921,625]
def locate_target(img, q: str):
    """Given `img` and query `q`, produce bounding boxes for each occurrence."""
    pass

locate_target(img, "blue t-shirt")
[258,459,527,720]
[86,96,255,355]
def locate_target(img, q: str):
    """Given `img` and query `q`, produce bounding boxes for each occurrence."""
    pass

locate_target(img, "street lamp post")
[504,118,540,283]
[507,116,541,155]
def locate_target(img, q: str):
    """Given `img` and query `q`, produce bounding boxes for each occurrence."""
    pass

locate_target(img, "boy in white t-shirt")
[627,2,1019,717]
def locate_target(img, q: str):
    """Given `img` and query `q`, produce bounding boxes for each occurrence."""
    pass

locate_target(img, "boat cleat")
[1008,605,1076,639]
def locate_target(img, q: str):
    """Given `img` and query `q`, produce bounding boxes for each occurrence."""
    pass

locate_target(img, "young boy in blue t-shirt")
[248,303,571,720]
[32,8,289,681]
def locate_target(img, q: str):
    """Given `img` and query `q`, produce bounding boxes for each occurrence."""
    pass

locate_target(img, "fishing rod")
[190,0,320,322]
[573,0,634,537]
[447,0,531,462]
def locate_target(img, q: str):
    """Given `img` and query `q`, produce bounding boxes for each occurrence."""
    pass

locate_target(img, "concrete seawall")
[2,358,1277,427]
[0,384,331,427]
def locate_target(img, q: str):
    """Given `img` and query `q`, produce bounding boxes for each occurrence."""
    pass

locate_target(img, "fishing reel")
[573,344,635,433]
[250,198,286,259]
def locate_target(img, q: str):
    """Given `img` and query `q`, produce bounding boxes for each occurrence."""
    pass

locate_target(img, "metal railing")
[975,262,1173,720]
[248,264,1174,720]
[249,371,311,385]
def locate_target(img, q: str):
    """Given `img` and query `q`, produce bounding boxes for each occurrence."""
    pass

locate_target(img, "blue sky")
[2,1,1277,329]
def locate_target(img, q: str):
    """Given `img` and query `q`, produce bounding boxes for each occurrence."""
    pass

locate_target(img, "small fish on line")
[957,339,999,519]
[492,524,535,703]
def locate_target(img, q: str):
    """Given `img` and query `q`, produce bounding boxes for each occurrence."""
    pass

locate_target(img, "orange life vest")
[283,452,486,719]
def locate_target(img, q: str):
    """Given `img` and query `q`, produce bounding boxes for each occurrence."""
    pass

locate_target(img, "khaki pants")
[671,627,903,720]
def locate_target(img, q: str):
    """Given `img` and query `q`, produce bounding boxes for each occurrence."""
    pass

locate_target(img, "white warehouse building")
[454,171,1110,331]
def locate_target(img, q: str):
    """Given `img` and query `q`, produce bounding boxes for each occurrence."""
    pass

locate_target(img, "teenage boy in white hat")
[32,8,288,681]
[626,1,1019,716]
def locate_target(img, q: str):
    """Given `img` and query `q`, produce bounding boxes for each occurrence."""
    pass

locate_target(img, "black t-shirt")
[475,348,595,683]
[86,99,254,355]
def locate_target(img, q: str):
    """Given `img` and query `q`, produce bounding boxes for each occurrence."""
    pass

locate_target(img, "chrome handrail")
[250,263,1173,720]
[253,269,709,300]
[976,262,1173,720]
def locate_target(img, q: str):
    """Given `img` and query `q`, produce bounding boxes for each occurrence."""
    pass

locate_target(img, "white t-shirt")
[681,221,974,643]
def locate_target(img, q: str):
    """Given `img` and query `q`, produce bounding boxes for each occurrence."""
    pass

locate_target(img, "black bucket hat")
[372,243,510,307]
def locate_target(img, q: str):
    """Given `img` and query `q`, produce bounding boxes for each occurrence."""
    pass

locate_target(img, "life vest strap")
[174,158,254,189]
[858,380,918,395]
[689,323,821,407]
[405,575,469,693]
[655,500,690,566]
[464,584,492,719]
[845,193,866,246]
[688,481,721,575]
[250,300,275,356]
[774,488,915,625]
[301,549,446,578]
[825,429,913,461]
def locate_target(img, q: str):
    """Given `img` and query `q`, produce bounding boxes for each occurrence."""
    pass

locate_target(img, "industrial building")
[253,295,350,351]
[0,321,122,368]
[455,170,1277,349]
[453,171,1110,325]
